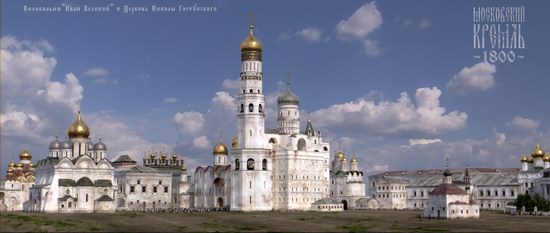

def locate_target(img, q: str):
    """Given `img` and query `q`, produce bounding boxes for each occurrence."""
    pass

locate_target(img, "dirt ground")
[1,210,549,232]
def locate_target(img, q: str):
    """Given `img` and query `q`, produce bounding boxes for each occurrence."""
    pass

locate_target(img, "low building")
[311,198,344,212]
[424,168,479,219]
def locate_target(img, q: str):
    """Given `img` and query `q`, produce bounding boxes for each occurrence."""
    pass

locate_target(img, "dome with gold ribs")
[520,154,528,163]
[543,153,550,162]
[531,143,545,158]
[240,25,262,52]
[213,141,229,155]
[19,148,32,160]
[67,111,91,139]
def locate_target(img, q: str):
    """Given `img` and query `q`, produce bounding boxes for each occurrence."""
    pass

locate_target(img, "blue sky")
[2,0,550,176]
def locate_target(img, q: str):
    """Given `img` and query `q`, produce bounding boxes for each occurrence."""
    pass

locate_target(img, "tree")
[514,193,550,212]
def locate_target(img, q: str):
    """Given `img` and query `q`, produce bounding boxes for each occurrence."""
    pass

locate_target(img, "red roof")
[429,183,468,195]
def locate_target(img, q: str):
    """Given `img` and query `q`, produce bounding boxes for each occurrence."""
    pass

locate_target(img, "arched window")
[268,138,277,144]
[258,104,263,113]
[235,159,240,170]
[249,89,253,93]
[297,138,306,151]
[240,104,244,113]
[247,158,255,170]
[323,146,328,151]
[262,159,267,170]
[249,103,254,112]
[257,89,260,93]
[242,89,245,94]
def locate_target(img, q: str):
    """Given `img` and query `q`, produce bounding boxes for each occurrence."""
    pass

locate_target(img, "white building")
[424,168,479,219]
[26,112,116,213]
[0,149,36,211]
[192,21,368,211]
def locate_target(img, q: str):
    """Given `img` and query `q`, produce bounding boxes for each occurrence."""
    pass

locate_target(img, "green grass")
[338,224,370,232]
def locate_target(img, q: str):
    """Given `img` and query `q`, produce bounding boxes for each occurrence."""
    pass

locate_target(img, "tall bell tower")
[231,16,273,211]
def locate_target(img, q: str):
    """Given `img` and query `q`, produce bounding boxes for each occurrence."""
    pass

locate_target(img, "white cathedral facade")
[0,22,369,213]
[192,22,368,211]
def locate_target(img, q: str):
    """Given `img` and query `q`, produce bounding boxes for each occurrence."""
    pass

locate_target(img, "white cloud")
[163,97,179,103]
[173,111,204,136]
[295,27,323,42]
[362,39,380,56]
[312,87,467,137]
[409,138,442,146]
[36,73,83,113]
[506,116,540,134]
[336,1,383,40]
[277,32,291,41]
[0,110,45,141]
[83,67,111,84]
[192,136,210,150]
[402,18,431,29]
[222,79,240,91]
[84,67,110,77]
[1,35,57,101]
[446,62,497,94]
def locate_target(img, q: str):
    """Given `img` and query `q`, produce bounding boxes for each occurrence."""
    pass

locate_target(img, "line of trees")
[514,193,550,212]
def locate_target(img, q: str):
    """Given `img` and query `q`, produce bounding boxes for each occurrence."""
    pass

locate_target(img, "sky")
[2,0,550,177]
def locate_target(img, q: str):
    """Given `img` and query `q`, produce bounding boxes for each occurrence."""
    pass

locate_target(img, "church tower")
[277,74,300,135]
[231,17,272,211]
[67,111,91,158]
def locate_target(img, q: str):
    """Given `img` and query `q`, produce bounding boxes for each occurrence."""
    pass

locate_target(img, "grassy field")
[1,210,549,232]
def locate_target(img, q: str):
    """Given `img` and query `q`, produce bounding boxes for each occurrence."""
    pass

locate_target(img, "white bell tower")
[231,16,272,211]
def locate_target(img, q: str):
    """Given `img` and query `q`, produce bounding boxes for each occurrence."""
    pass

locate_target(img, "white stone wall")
[115,171,173,210]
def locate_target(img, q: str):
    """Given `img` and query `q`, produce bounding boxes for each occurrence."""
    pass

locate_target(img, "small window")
[249,103,254,112]
[164,186,169,193]
[142,186,146,193]
[137,180,141,185]
[235,159,240,170]
[240,104,244,113]
[262,159,267,170]
[259,104,263,113]
[159,181,162,185]
[153,187,158,193]
[130,186,135,193]
[249,89,253,93]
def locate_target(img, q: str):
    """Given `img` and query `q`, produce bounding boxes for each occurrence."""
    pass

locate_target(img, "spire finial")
[308,112,311,122]
[287,71,291,89]
[249,12,254,32]
[219,128,223,142]
[338,140,342,151]
[445,157,449,170]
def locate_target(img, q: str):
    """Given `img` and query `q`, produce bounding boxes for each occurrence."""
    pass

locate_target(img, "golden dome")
[342,157,348,161]
[543,153,550,162]
[240,25,262,52]
[531,143,545,158]
[161,153,167,159]
[213,141,229,155]
[335,151,345,160]
[30,163,36,168]
[16,163,23,168]
[232,136,239,149]
[181,163,187,172]
[8,160,16,168]
[7,168,14,174]
[172,153,178,159]
[150,152,156,159]
[520,154,528,163]
[19,148,32,160]
[67,111,91,139]
[351,157,358,163]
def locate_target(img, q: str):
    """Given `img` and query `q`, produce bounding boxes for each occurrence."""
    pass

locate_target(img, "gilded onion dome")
[351,156,358,163]
[181,163,187,172]
[16,163,23,168]
[443,168,452,176]
[150,152,156,159]
[520,154,528,163]
[531,143,545,158]
[240,25,262,53]
[30,163,36,168]
[161,153,167,159]
[232,136,239,149]
[342,157,348,161]
[172,153,178,159]
[67,111,91,139]
[19,148,32,160]
[543,153,550,162]
[7,168,14,174]
[213,141,229,155]
[8,160,16,169]
[335,151,345,160]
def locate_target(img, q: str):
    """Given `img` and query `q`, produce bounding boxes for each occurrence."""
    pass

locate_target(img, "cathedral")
[192,22,368,211]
